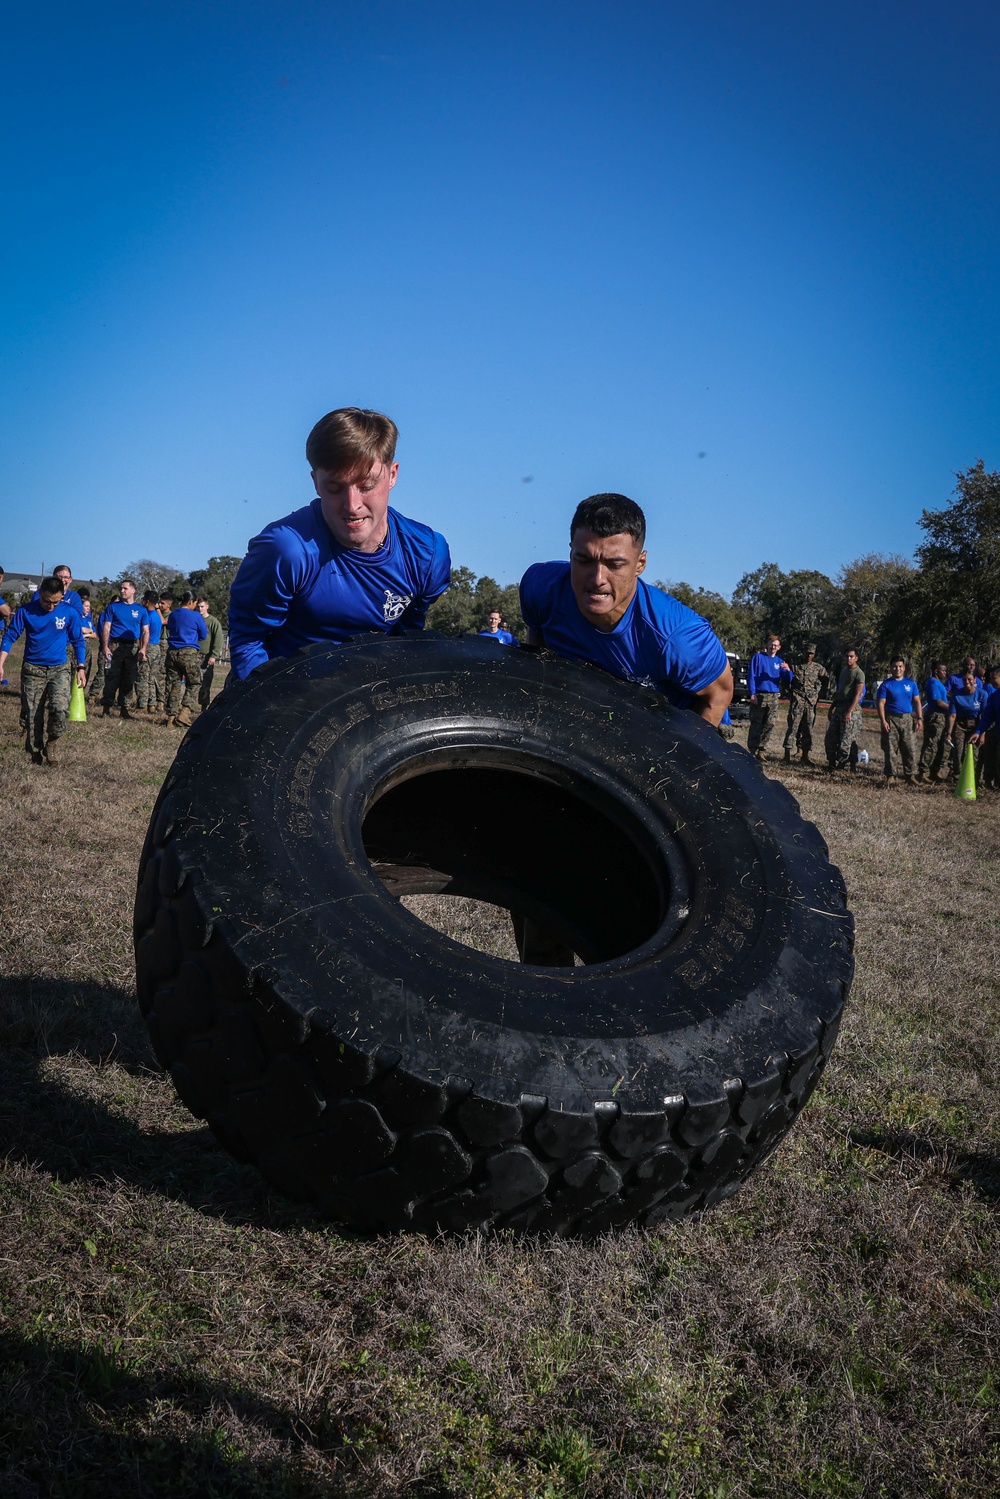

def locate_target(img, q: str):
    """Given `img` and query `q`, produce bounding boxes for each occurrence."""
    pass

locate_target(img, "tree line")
[432,463,1000,672]
[8,462,994,671]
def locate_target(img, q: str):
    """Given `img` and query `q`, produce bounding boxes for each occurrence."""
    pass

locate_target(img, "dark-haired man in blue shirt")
[478,609,518,646]
[0,575,86,764]
[520,493,732,722]
[228,407,450,680]
[747,635,792,761]
[517,493,731,964]
[876,657,922,784]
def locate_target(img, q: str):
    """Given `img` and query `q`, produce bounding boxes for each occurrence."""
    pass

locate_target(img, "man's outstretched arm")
[690,662,733,727]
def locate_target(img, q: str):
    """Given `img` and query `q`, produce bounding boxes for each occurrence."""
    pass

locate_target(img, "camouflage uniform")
[825,664,866,771]
[165,647,203,717]
[21,662,71,753]
[951,713,979,780]
[102,640,141,710]
[783,659,829,755]
[881,713,917,779]
[136,642,161,711]
[919,708,950,780]
[151,632,169,710]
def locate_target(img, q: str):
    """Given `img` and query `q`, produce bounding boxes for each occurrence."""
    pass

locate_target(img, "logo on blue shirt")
[55,617,66,630]
[383,589,412,622]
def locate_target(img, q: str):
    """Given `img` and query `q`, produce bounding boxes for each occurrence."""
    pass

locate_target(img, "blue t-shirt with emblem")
[876,677,921,715]
[478,628,518,646]
[950,685,989,720]
[103,601,147,641]
[2,599,86,666]
[228,499,451,679]
[519,562,727,705]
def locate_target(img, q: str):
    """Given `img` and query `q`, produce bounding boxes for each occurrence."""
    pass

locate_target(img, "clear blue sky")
[3,1,999,594]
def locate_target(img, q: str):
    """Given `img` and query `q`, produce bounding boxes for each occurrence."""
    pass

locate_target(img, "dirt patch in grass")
[1,680,998,1496]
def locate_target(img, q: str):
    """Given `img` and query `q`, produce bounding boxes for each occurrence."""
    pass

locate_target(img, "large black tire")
[134,636,853,1235]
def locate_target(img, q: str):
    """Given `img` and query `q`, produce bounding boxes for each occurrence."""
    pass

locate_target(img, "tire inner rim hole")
[361,761,671,966]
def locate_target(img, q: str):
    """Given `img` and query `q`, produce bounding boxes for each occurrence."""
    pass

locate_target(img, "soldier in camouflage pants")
[21,661,72,755]
[164,647,203,721]
[825,649,866,771]
[782,646,829,762]
[136,642,161,711]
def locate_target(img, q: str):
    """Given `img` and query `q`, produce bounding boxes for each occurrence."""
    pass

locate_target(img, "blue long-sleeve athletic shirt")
[228,499,451,680]
[519,564,727,706]
[976,691,1000,735]
[747,652,791,696]
[2,600,86,666]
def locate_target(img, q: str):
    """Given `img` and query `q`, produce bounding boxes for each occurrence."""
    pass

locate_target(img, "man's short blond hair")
[306,408,398,475]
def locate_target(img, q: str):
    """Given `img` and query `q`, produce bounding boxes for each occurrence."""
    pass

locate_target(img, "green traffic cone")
[955,742,976,801]
[69,677,87,723]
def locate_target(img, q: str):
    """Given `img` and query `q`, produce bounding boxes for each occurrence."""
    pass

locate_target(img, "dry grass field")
[1,665,999,1498]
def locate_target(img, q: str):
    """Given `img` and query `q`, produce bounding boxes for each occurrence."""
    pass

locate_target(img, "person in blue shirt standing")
[876,657,923,784]
[136,590,164,714]
[947,656,983,697]
[227,408,451,680]
[747,634,792,761]
[917,661,950,782]
[478,609,517,646]
[973,669,1000,790]
[162,592,208,728]
[947,669,989,781]
[100,578,149,719]
[0,575,86,765]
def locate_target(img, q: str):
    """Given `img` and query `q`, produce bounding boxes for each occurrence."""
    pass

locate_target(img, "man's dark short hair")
[40,575,64,595]
[891,655,906,666]
[120,577,135,588]
[933,659,947,670]
[570,493,646,549]
[306,408,398,475]
[54,564,72,576]
[142,591,157,605]
[159,593,174,605]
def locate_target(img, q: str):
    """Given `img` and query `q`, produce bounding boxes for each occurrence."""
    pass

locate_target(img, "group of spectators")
[4,407,993,811]
[0,563,224,764]
[746,634,1000,789]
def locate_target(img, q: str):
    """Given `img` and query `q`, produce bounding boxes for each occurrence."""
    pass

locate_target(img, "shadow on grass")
[0,1329,363,1499]
[0,978,333,1231]
[850,1127,1000,1202]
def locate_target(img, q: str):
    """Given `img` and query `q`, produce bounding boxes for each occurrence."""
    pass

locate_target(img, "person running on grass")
[227,408,451,680]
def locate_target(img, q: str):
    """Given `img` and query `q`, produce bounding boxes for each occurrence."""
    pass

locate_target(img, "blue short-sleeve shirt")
[519,563,728,705]
[876,677,921,715]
